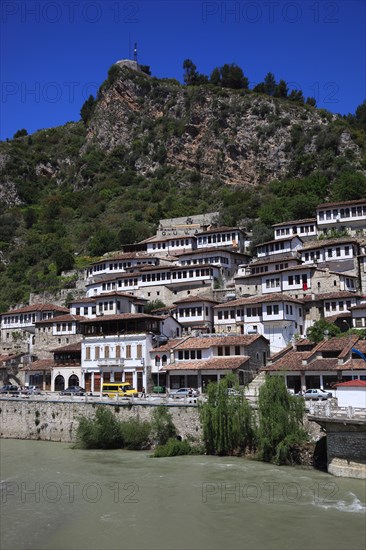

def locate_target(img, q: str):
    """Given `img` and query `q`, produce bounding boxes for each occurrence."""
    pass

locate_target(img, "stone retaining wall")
[0,398,202,443]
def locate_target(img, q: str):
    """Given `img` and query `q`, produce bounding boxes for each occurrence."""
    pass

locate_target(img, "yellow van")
[102,382,138,397]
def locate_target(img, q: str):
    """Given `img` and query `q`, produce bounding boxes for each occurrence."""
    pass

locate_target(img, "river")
[1,439,365,550]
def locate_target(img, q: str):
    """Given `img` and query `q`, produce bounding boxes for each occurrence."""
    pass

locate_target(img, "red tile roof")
[302,291,360,301]
[301,238,358,250]
[335,380,366,388]
[91,252,160,264]
[79,313,162,323]
[174,334,263,350]
[214,293,304,307]
[173,295,218,305]
[51,342,82,353]
[272,218,316,227]
[256,236,303,247]
[2,303,69,315]
[21,359,54,371]
[166,356,249,371]
[317,199,366,208]
[35,314,86,324]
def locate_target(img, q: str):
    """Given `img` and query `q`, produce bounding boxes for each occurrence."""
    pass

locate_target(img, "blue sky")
[1,0,365,140]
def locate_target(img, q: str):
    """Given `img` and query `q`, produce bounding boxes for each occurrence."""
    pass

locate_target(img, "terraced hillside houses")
[0,202,365,391]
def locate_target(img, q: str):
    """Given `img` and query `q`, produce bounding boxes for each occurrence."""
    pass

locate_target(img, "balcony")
[97,358,125,367]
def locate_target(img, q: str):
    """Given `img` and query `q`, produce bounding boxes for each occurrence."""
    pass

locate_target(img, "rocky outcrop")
[85,67,363,186]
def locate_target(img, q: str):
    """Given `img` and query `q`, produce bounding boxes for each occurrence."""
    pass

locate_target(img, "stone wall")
[310,417,366,479]
[326,420,366,479]
[0,398,202,444]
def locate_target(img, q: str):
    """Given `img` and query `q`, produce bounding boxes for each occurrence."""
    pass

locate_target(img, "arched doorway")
[68,374,79,387]
[54,375,65,391]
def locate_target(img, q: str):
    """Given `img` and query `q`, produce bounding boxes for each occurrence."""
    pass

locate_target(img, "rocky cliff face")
[85,66,363,186]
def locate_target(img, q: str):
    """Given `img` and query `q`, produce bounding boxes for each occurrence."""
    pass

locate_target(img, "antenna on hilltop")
[134,42,138,63]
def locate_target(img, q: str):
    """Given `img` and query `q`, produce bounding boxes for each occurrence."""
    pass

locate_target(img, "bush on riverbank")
[76,407,151,450]
[120,418,151,450]
[76,407,124,449]
[151,438,198,457]
[151,438,205,458]
[150,406,177,445]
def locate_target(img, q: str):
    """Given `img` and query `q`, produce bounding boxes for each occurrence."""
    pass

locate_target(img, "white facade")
[316,199,366,236]
[334,385,366,408]
[256,236,303,258]
[273,219,317,241]
[81,333,152,392]
[300,240,358,268]
[85,265,221,297]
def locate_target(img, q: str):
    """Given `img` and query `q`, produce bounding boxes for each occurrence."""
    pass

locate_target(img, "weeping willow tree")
[199,374,254,456]
[256,375,307,464]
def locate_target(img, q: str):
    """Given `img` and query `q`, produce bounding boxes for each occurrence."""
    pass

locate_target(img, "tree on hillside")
[144,299,166,314]
[288,89,304,104]
[263,72,277,96]
[274,79,288,98]
[330,171,366,201]
[220,63,249,89]
[355,99,366,131]
[183,59,198,85]
[13,129,28,139]
[306,97,316,107]
[210,67,221,86]
[306,319,341,343]
[80,95,96,124]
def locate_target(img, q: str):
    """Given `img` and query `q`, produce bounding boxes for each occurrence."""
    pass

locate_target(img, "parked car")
[227,388,241,397]
[21,386,42,395]
[152,385,166,394]
[304,388,332,401]
[60,386,85,396]
[169,387,199,398]
[0,385,19,395]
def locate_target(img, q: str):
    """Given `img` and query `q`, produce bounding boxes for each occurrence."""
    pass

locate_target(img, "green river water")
[0,439,365,550]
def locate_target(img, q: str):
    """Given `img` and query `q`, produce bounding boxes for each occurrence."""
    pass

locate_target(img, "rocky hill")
[0,63,365,312]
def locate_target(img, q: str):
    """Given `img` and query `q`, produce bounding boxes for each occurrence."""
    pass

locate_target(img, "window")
[136,344,142,359]
[126,345,131,359]
[95,346,100,360]
[85,347,91,360]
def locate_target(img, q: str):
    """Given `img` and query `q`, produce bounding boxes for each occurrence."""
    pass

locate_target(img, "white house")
[272,218,317,241]
[316,199,366,236]
[334,380,366,408]
[255,236,303,259]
